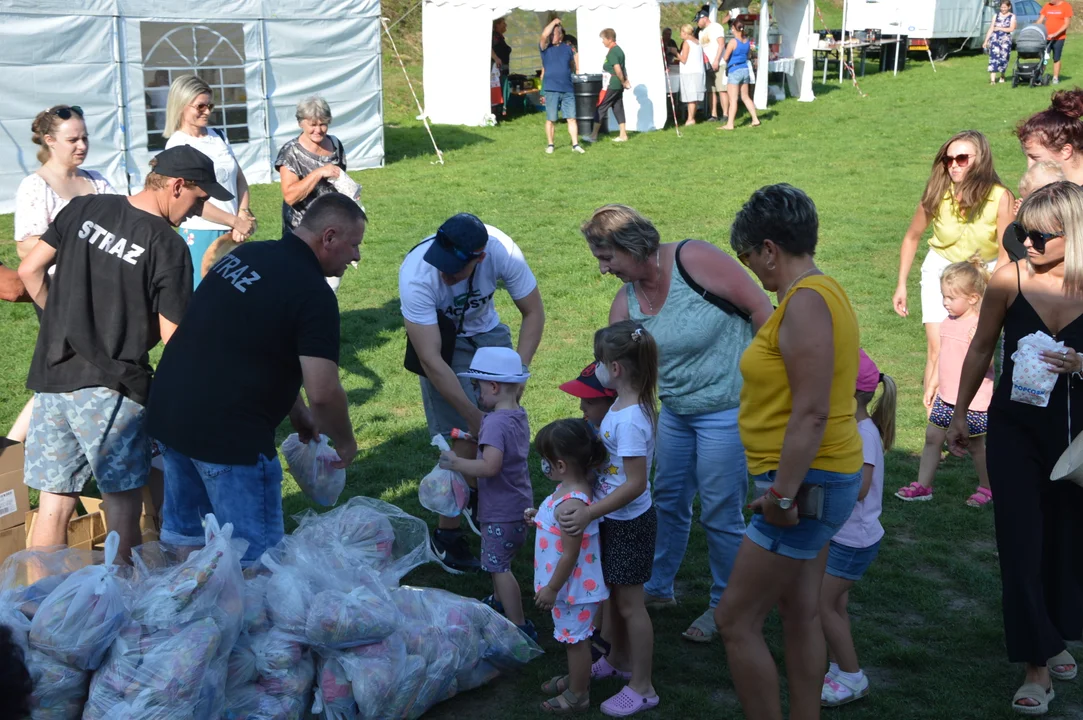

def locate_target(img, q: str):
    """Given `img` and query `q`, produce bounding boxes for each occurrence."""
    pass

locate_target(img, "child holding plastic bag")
[897,258,996,506]
[527,418,610,713]
[438,347,534,639]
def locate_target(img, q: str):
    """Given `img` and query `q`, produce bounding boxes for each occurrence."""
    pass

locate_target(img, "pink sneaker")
[895,482,933,502]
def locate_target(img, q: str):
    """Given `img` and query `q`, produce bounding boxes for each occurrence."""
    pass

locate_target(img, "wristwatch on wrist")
[768,487,795,510]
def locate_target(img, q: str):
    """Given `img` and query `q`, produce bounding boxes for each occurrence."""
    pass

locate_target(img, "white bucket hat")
[457,347,530,383]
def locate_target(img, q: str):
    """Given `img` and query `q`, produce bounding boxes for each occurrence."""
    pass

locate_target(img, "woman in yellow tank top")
[892,130,1014,409]
[713,184,863,720]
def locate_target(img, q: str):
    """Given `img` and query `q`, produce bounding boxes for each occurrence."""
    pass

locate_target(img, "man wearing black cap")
[17,145,229,562]
[399,213,545,570]
[146,192,364,565]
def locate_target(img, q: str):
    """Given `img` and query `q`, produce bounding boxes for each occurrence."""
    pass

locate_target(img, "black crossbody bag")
[674,239,751,323]
[403,254,476,378]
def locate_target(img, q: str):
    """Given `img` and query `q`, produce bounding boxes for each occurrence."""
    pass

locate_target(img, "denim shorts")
[826,540,881,581]
[481,521,527,573]
[24,388,150,495]
[746,468,861,560]
[544,91,575,122]
[727,64,751,85]
[159,446,284,565]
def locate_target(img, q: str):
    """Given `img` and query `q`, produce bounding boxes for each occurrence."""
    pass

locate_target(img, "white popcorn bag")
[1010,331,1067,407]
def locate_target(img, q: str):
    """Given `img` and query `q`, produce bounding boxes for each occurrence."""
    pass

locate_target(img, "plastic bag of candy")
[281,433,346,507]
[312,655,359,720]
[418,435,470,518]
[29,532,127,671]
[84,515,246,720]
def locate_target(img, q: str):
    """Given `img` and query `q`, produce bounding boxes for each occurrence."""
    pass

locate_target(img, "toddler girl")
[897,258,994,506]
[529,418,610,713]
[821,350,897,707]
[558,320,660,716]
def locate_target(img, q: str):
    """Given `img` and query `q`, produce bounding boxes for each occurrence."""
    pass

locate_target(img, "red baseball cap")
[559,362,618,400]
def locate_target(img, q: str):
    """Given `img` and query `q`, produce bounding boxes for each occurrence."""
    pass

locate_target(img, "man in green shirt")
[585,28,630,143]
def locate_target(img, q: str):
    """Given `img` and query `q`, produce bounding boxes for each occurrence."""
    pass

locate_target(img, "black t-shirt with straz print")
[147,232,341,465]
[26,195,192,406]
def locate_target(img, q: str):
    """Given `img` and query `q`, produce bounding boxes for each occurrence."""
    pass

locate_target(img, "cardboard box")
[0,439,28,533]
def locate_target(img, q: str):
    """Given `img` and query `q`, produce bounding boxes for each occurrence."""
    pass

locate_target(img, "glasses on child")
[1012,222,1061,253]
[942,153,972,168]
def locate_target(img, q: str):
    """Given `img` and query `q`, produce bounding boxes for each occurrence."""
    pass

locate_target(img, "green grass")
[2,23,1081,719]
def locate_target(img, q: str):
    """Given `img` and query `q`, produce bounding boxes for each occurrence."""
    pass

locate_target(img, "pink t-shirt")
[938,314,994,411]
[832,418,884,549]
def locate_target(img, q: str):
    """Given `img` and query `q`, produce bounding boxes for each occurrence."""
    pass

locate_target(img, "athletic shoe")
[545,144,555,154]
[431,528,480,571]
[572,144,585,154]
[463,488,482,536]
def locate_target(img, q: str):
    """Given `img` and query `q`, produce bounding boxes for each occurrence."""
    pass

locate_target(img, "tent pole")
[894,1,901,76]
[840,0,847,82]
[112,14,131,194]
[260,18,272,181]
[661,45,681,137]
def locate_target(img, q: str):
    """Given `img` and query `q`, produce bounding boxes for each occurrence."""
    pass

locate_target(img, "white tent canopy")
[0,0,384,215]
[422,0,815,129]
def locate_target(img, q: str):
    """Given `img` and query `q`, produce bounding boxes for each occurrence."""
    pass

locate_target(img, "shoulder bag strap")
[674,239,751,323]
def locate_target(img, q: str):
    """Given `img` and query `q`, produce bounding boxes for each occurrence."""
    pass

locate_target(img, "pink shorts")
[551,601,601,644]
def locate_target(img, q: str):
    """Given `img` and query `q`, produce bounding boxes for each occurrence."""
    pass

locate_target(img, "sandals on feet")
[542,675,571,695]
[541,689,590,714]
[592,656,632,681]
[1050,649,1078,680]
[601,686,660,717]
[1012,682,1054,716]
[966,486,993,508]
[895,482,933,502]
[643,593,677,610]
[821,673,870,707]
[681,609,718,643]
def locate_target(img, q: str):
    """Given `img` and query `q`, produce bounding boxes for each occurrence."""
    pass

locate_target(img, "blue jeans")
[644,406,748,608]
[160,446,284,565]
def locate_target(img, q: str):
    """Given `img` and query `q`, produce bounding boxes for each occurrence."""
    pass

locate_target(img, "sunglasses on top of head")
[1012,222,1061,252]
[942,153,973,168]
[50,105,83,120]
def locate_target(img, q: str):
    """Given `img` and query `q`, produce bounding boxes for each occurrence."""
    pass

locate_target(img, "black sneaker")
[432,528,481,572]
[464,488,482,536]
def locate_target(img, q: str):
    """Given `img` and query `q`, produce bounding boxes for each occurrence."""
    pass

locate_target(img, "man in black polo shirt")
[18,146,228,562]
[148,193,363,564]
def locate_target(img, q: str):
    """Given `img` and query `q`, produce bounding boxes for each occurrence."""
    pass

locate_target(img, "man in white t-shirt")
[696,10,731,123]
[399,213,545,570]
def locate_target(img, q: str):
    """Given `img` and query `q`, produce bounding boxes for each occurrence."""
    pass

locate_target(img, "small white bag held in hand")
[418,435,469,517]
[1011,331,1068,407]
[282,433,346,506]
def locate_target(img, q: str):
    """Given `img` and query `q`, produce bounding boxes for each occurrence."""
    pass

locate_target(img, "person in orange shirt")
[1039,0,1074,84]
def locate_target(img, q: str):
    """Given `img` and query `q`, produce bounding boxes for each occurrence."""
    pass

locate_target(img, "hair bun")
[1052,89,1083,120]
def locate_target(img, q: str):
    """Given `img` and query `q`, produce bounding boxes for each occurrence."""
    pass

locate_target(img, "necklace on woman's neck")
[636,251,663,313]
[781,267,818,298]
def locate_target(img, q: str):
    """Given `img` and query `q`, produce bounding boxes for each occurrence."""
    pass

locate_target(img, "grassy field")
[3,6,1083,718]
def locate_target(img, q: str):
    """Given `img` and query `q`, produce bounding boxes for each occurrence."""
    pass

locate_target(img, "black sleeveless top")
[992,263,1083,457]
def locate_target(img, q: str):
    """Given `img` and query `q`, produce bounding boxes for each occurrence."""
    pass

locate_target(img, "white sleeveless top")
[680,40,705,78]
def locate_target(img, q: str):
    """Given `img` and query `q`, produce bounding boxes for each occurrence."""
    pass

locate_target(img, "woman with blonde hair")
[949,181,1083,716]
[164,74,254,287]
[10,105,116,442]
[677,24,705,125]
[893,130,1014,410]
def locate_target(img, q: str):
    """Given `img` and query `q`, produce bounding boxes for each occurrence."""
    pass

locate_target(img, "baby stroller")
[1012,24,1052,87]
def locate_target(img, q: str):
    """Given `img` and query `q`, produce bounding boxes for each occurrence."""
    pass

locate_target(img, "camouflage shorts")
[24,388,150,495]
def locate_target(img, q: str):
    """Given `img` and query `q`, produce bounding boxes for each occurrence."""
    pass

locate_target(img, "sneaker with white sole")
[545,144,555,154]
[1053,77,1061,84]
[431,528,480,572]
[572,144,585,154]
[821,672,870,707]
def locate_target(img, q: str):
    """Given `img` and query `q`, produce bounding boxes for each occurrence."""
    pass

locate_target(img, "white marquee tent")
[421,0,816,130]
[0,0,385,214]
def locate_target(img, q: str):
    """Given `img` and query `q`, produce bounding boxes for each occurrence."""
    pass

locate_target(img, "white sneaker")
[572,144,585,154]
[1053,77,1061,84]
[545,144,554,154]
[821,672,870,708]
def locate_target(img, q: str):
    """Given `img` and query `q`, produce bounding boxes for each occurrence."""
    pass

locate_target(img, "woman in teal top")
[721,19,760,131]
[581,204,773,642]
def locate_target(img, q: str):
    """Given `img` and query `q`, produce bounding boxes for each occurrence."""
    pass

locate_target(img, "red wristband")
[768,487,784,500]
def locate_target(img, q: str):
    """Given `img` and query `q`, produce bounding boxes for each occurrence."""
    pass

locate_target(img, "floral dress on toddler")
[533,490,609,643]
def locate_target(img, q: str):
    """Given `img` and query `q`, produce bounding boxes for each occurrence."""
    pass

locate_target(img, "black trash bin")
[571,73,603,137]
[880,35,909,72]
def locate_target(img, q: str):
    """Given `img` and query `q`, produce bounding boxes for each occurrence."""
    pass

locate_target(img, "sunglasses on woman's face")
[50,105,83,120]
[943,153,973,168]
[190,102,215,113]
[1012,222,1062,252]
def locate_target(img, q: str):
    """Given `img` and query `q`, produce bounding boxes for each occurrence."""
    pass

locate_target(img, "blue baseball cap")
[423,213,489,274]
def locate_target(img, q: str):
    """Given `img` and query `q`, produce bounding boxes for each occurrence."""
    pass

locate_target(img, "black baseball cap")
[423,213,488,274]
[152,146,233,201]
[694,9,710,21]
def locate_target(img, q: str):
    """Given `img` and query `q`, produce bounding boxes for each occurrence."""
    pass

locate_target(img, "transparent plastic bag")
[27,647,88,720]
[418,435,470,518]
[304,587,400,649]
[312,655,359,720]
[84,515,246,720]
[282,433,346,507]
[29,532,127,670]
[1011,331,1066,407]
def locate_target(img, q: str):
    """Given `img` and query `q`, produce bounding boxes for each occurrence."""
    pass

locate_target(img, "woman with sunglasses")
[11,104,117,443]
[164,74,255,288]
[893,130,1014,415]
[948,181,1083,716]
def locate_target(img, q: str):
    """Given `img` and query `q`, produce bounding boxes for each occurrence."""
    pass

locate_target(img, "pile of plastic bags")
[0,497,541,720]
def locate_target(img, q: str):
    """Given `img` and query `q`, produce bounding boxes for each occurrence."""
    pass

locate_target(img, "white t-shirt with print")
[165,129,240,231]
[700,21,728,67]
[596,404,654,522]
[832,418,885,549]
[398,225,537,337]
